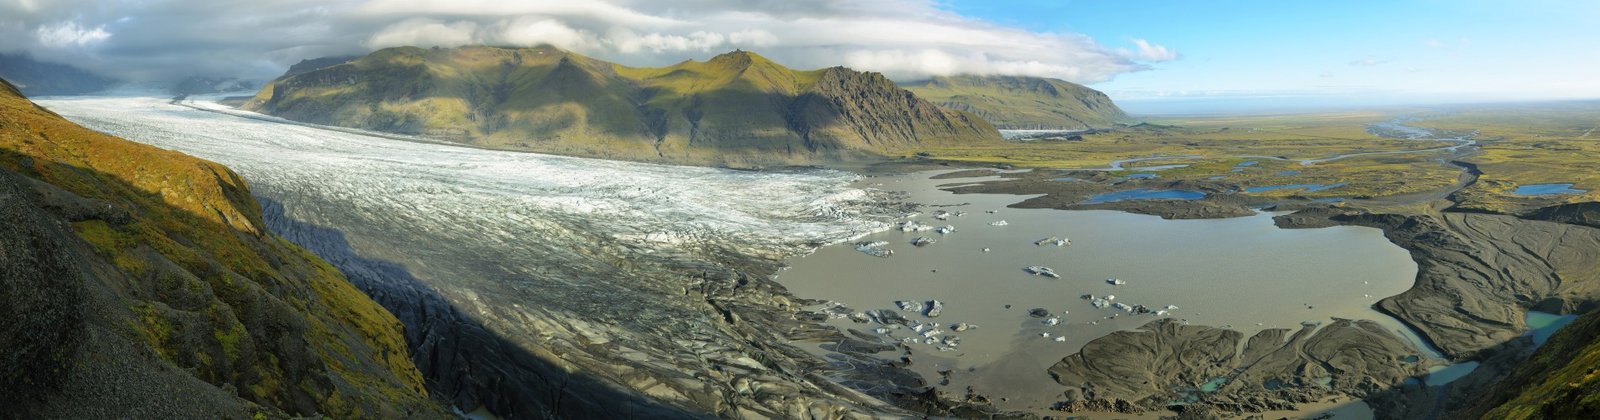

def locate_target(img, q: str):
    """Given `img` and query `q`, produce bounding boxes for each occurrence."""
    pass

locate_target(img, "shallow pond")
[1513,183,1585,196]
[1424,362,1480,386]
[1245,183,1347,193]
[1526,311,1579,347]
[776,171,1425,412]
[1085,188,1207,203]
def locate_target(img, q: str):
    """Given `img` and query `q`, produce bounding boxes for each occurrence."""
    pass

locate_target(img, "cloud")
[1128,39,1178,62]
[1423,38,1443,48]
[0,0,1162,84]
[368,18,480,48]
[34,21,110,48]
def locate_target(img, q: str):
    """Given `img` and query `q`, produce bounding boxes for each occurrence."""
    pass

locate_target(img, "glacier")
[35,95,909,417]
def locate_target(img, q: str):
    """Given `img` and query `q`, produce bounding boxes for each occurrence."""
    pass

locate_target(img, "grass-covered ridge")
[0,78,441,417]
[901,74,1130,130]
[246,45,1003,167]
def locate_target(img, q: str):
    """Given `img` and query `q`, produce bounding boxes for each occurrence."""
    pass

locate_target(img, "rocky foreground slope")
[245,45,1002,167]
[0,79,443,418]
[901,75,1129,130]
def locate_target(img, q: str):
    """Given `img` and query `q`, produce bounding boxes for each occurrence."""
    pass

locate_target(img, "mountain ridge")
[245,45,1003,167]
[902,74,1130,130]
[0,54,117,96]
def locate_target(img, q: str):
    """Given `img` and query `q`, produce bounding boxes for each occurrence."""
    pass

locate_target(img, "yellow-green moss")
[130,302,174,361]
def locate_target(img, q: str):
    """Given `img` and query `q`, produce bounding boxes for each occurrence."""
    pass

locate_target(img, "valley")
[32,91,1600,419]
[4,2,1598,419]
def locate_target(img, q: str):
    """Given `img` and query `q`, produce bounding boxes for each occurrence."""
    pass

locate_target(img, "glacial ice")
[36,96,894,329]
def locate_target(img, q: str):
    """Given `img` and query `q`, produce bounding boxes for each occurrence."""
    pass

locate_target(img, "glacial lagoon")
[777,171,1426,412]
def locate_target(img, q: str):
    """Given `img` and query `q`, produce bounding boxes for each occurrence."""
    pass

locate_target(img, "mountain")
[171,76,257,96]
[0,78,444,418]
[0,53,116,96]
[900,74,1129,130]
[244,46,1001,167]
[281,55,360,78]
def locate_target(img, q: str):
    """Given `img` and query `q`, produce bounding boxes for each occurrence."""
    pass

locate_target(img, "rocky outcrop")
[1524,201,1600,229]
[281,55,361,78]
[245,46,1002,167]
[901,75,1130,130]
[794,67,1000,151]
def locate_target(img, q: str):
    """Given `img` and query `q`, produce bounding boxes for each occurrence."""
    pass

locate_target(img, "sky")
[2,0,1597,113]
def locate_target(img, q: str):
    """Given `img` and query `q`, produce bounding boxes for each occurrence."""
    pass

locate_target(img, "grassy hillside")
[0,78,443,418]
[246,45,1002,167]
[1470,308,1600,419]
[901,74,1129,130]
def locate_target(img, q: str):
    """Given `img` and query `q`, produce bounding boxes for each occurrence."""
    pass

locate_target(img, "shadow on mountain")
[256,196,702,419]
[0,158,442,417]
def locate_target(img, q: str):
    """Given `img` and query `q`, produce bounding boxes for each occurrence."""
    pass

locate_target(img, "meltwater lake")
[777,171,1427,412]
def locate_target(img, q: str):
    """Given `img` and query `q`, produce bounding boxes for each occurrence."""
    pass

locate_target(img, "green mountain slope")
[0,78,444,418]
[901,74,1129,130]
[1465,308,1600,419]
[245,46,1001,167]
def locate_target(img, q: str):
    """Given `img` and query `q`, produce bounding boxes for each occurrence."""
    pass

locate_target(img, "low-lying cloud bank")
[0,0,1175,83]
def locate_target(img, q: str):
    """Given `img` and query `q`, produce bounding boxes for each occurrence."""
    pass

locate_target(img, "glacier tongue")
[40,97,886,256]
[36,96,909,416]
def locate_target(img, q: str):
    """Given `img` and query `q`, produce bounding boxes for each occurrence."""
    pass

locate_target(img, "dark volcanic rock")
[1525,201,1600,229]
[1049,319,1428,414]
[0,170,87,408]
[1338,212,1600,358]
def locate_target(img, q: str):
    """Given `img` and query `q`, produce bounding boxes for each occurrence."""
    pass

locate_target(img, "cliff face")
[901,74,1130,130]
[245,46,1002,167]
[0,78,443,418]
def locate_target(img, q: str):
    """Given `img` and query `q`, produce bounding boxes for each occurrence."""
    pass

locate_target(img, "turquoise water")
[1264,378,1285,390]
[1279,170,1302,176]
[1526,311,1579,347]
[1199,376,1230,392]
[1245,183,1347,193]
[1513,183,1585,196]
[1126,173,1159,179]
[1424,362,1479,385]
[1085,188,1207,203]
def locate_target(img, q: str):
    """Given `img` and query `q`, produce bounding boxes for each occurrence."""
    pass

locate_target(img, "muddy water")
[777,171,1423,412]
